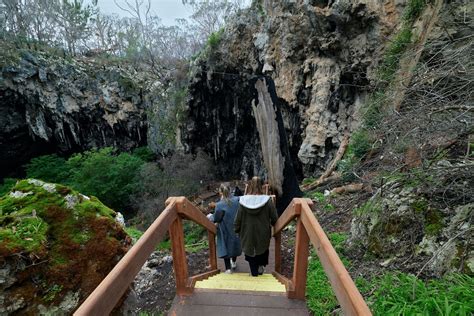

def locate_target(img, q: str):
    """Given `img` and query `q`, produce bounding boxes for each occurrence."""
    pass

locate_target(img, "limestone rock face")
[182,0,407,177]
[0,51,154,178]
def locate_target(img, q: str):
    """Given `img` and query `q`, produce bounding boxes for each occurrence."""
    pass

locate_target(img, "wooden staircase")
[169,280,309,315]
[74,196,372,316]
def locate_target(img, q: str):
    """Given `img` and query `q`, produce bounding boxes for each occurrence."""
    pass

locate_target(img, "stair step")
[195,273,286,292]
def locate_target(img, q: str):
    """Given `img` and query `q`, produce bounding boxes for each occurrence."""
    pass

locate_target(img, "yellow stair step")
[195,273,286,292]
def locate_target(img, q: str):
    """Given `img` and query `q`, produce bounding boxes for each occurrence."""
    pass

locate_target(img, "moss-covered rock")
[348,176,473,277]
[0,179,131,314]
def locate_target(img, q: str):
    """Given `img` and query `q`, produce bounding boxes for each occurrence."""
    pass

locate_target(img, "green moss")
[424,208,443,236]
[0,216,48,252]
[117,75,138,94]
[412,199,428,213]
[0,179,116,256]
[43,284,63,302]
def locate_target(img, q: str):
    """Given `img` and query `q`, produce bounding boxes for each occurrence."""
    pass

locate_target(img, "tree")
[184,0,245,41]
[53,0,97,55]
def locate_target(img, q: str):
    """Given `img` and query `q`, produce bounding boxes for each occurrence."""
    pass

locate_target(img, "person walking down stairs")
[235,177,278,277]
[208,183,242,273]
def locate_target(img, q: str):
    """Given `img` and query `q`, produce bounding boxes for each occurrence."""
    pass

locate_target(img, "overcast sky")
[94,0,251,26]
[93,0,192,25]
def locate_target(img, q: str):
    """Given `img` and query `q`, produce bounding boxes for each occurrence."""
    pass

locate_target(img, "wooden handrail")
[272,198,371,316]
[74,197,218,315]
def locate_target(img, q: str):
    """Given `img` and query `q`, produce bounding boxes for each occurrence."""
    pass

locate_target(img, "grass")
[306,233,473,315]
[310,192,335,212]
[404,0,429,22]
[125,226,144,244]
[306,233,349,313]
[378,27,413,83]
[362,273,474,315]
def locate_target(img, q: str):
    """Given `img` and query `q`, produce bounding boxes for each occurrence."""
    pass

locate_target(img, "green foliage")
[306,233,349,314]
[302,177,316,185]
[362,91,387,129]
[0,178,17,196]
[25,155,70,184]
[207,28,224,49]
[183,221,207,253]
[125,226,144,244]
[404,0,428,22]
[67,148,143,211]
[132,146,156,162]
[310,192,335,211]
[353,200,381,216]
[43,284,63,302]
[378,27,413,83]
[157,239,171,251]
[365,273,474,315]
[351,129,373,159]
[25,148,144,212]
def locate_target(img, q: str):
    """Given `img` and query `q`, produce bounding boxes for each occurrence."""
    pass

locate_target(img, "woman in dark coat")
[235,177,277,277]
[209,183,242,273]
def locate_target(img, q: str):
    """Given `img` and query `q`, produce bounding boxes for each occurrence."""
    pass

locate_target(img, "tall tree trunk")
[253,77,302,215]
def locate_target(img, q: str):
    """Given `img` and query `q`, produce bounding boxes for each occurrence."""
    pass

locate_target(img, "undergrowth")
[359,273,474,315]
[338,0,429,177]
[306,233,474,315]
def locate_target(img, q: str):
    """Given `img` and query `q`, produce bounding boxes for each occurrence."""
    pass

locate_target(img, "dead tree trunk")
[253,77,302,215]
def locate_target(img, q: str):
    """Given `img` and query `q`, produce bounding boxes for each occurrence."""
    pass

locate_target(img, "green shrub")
[25,148,144,213]
[132,146,156,162]
[25,155,70,184]
[207,28,224,49]
[67,148,143,212]
[351,129,373,159]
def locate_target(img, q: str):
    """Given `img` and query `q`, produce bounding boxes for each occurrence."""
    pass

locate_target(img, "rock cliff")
[182,0,407,178]
[0,50,155,178]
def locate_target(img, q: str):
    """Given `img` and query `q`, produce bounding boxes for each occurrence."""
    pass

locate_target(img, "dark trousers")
[224,256,237,270]
[245,249,269,276]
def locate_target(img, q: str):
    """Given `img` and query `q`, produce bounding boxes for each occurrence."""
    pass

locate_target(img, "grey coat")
[214,196,242,258]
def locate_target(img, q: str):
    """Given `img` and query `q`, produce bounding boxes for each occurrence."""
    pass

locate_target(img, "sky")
[94,0,193,26]
[93,0,251,26]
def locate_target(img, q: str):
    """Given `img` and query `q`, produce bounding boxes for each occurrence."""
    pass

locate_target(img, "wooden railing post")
[274,231,281,273]
[169,215,191,295]
[208,231,217,270]
[289,215,310,300]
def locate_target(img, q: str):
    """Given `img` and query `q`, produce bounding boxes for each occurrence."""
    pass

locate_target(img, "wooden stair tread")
[168,291,310,316]
[195,273,286,292]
